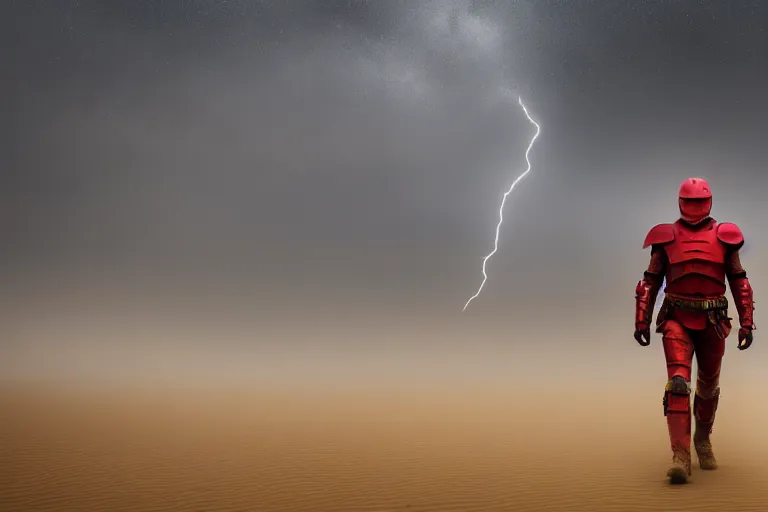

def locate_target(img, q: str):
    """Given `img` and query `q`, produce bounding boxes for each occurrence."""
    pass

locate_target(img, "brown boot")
[667,449,692,484]
[694,420,717,470]
[664,376,693,484]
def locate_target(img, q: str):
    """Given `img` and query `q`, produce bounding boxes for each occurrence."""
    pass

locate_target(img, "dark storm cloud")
[7,1,535,268]
[5,1,767,319]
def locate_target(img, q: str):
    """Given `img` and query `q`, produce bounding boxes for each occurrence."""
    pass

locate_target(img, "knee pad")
[667,375,691,394]
[663,376,691,416]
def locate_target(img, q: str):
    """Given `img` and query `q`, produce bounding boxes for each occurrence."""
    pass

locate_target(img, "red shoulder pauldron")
[643,223,675,249]
[716,222,744,248]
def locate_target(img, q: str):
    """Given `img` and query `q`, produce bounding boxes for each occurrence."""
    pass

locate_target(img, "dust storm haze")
[3,1,768,511]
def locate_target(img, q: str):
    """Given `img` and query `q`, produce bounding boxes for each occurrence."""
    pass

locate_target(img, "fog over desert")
[4,300,768,511]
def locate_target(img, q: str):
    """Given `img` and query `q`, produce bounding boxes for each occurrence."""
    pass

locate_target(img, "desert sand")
[3,377,768,512]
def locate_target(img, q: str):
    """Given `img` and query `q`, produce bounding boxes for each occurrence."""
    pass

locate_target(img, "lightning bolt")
[462,96,541,311]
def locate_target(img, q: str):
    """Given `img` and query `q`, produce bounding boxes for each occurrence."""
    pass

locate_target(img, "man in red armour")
[634,177,755,484]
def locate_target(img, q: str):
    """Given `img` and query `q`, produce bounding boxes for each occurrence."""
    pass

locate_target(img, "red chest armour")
[663,220,726,295]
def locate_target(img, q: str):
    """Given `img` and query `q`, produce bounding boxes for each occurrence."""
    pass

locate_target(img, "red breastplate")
[663,220,726,296]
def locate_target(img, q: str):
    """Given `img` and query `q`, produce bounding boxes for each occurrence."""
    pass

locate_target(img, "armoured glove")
[634,322,651,346]
[737,327,753,350]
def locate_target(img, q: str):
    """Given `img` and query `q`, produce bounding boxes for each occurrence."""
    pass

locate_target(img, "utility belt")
[661,294,731,338]
[663,295,728,312]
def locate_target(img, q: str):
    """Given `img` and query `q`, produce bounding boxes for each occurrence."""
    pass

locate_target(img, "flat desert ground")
[3,375,768,512]
[3,312,768,511]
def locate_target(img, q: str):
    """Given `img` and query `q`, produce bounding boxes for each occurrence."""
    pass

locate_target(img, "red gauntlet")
[635,248,667,331]
[726,250,755,331]
[636,273,664,330]
[730,276,755,331]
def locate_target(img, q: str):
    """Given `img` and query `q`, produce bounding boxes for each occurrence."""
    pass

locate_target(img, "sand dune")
[2,380,768,512]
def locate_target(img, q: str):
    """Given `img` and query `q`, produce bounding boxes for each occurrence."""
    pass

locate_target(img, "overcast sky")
[4,1,767,334]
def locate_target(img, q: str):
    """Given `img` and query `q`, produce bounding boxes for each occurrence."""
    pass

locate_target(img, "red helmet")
[678,177,712,224]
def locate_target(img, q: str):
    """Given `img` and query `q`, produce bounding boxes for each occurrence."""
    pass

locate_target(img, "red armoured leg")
[661,319,695,481]
[692,325,727,469]
[694,327,726,424]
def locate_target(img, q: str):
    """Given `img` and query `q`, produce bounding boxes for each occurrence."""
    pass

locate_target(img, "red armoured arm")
[726,250,755,330]
[635,247,667,330]
[717,222,755,331]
